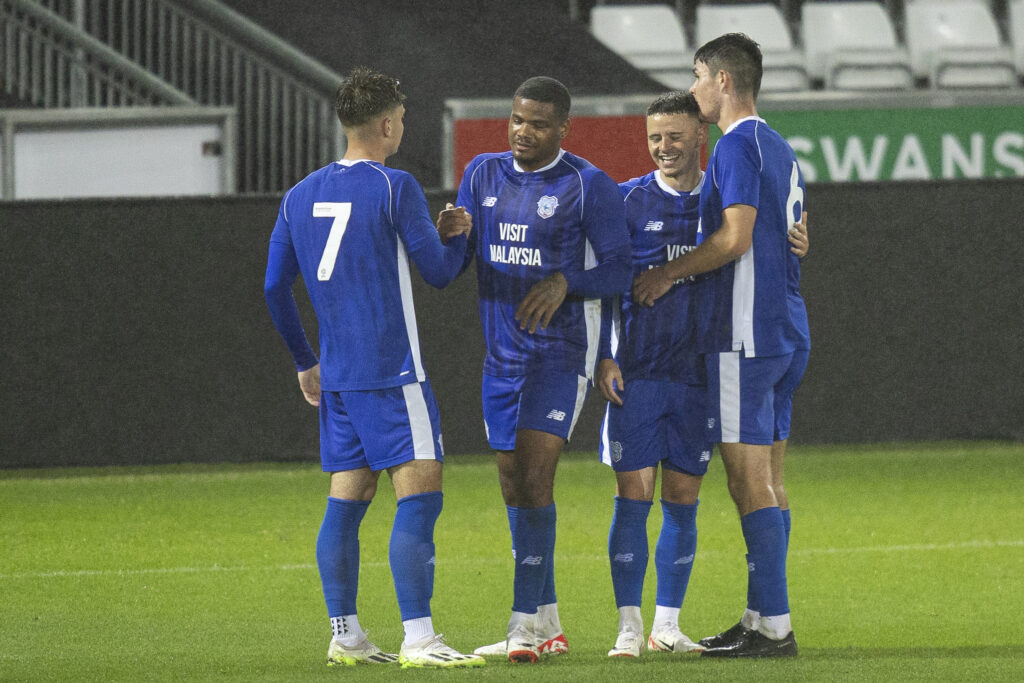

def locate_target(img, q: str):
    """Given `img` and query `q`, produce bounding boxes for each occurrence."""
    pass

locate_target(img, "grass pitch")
[2,442,1023,681]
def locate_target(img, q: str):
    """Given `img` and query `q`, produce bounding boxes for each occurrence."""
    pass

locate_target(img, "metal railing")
[1,0,345,193]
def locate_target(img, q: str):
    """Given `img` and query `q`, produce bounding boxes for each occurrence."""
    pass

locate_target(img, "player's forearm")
[264,284,318,371]
[410,234,468,289]
[662,230,747,282]
[563,256,631,299]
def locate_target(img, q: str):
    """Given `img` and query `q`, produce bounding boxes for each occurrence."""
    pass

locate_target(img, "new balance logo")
[520,555,543,565]
[482,196,498,207]
[700,450,712,462]
[674,554,694,565]
[644,220,664,231]
[613,553,634,563]
[427,555,436,565]
[748,561,756,572]
[546,409,566,422]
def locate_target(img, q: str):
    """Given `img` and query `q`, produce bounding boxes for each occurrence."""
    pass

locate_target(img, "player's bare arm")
[596,358,624,406]
[514,272,568,334]
[436,202,473,244]
[632,204,756,307]
[789,211,808,258]
[298,364,321,407]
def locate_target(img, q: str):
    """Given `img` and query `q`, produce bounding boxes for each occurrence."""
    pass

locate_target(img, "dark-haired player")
[264,66,483,669]
[633,33,811,658]
[439,76,631,663]
[598,92,807,658]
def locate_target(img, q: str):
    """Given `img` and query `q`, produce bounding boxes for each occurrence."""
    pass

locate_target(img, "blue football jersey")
[456,149,631,377]
[599,170,705,384]
[265,159,467,391]
[697,117,811,357]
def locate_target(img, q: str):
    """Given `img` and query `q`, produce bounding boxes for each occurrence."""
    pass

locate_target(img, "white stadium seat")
[801,2,914,90]
[590,5,692,89]
[1010,0,1024,79]
[696,3,809,92]
[904,0,1016,87]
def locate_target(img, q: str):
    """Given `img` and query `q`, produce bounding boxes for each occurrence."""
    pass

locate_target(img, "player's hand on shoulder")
[631,266,673,307]
[298,364,321,407]
[436,202,473,244]
[515,273,568,334]
[789,210,808,259]
[597,359,624,406]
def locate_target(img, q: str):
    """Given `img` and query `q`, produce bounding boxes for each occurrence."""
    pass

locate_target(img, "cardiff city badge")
[536,195,559,219]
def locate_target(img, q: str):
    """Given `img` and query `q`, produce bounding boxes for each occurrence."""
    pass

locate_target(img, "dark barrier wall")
[1,179,1021,467]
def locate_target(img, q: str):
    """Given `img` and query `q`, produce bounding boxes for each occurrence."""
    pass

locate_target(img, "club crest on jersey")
[536,195,559,219]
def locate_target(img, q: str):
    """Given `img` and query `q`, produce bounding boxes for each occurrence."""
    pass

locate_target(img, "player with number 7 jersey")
[266,160,467,391]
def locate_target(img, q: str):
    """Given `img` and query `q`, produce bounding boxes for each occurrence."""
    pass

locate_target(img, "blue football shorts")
[480,371,590,452]
[705,349,810,445]
[318,378,444,472]
[599,378,712,476]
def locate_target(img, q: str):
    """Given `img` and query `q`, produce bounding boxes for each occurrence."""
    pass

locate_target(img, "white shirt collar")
[656,169,705,197]
[724,115,765,136]
[513,149,565,174]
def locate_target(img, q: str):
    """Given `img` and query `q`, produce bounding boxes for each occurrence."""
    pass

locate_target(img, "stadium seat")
[1011,0,1024,80]
[801,2,914,90]
[696,2,809,92]
[590,5,691,89]
[904,0,1016,87]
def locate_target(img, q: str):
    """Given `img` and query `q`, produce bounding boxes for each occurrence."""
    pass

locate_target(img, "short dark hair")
[513,76,571,120]
[693,33,763,100]
[335,66,406,128]
[646,91,701,117]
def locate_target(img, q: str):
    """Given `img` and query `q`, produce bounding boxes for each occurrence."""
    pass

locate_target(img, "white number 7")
[313,202,352,281]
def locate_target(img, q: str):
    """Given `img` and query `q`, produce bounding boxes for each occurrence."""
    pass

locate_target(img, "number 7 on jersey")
[313,202,352,281]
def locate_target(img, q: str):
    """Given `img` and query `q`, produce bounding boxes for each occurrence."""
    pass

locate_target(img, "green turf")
[3,442,1023,681]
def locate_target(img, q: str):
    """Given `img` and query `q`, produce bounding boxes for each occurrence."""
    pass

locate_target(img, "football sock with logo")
[330,615,365,647]
[390,491,443,621]
[317,497,370,620]
[508,504,556,615]
[654,499,698,613]
[740,507,789,626]
[609,496,653,608]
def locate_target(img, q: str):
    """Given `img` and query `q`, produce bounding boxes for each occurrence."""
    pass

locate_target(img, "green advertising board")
[708,100,1024,183]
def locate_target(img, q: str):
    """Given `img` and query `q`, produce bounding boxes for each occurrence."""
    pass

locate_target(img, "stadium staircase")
[0,0,344,193]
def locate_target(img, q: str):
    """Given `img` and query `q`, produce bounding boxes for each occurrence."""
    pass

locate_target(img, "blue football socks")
[740,506,789,617]
[608,497,653,607]
[389,491,443,621]
[654,499,698,609]
[508,504,556,615]
[316,496,370,618]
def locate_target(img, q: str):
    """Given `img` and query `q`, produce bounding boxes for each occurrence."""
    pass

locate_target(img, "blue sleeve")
[717,135,761,209]
[453,157,481,276]
[264,208,318,371]
[562,170,632,297]
[392,173,467,289]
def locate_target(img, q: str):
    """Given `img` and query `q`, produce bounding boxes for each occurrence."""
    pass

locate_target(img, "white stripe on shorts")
[599,404,611,466]
[402,383,435,459]
[719,352,742,443]
[567,374,589,442]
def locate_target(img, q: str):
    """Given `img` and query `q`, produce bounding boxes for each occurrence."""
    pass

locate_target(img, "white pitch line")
[2,539,1021,581]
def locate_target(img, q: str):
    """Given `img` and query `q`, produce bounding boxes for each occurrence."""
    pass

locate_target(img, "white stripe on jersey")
[732,244,756,357]
[567,374,589,442]
[402,382,436,459]
[583,239,600,380]
[599,404,612,466]
[719,352,742,443]
[395,239,426,381]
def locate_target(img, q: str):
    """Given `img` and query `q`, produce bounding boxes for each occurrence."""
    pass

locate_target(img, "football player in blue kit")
[633,33,811,658]
[440,76,632,663]
[264,67,483,669]
[598,92,808,658]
